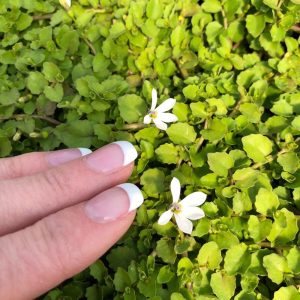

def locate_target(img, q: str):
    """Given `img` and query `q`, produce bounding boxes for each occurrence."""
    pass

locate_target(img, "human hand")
[0,142,143,299]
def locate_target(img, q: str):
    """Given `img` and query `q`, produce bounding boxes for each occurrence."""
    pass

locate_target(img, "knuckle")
[40,169,70,199]
[0,157,21,179]
[37,218,71,277]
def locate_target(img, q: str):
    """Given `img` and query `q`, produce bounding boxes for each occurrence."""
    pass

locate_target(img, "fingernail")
[46,148,92,166]
[85,141,138,173]
[85,183,144,223]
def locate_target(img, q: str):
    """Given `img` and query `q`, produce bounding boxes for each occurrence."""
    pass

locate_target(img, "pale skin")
[0,145,137,299]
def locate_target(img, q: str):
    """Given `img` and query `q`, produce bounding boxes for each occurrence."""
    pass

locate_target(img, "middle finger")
[0,141,138,236]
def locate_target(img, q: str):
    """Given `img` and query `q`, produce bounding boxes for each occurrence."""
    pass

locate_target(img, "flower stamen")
[170,202,182,213]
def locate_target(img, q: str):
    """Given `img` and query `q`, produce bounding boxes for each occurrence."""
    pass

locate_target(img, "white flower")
[59,0,71,10]
[143,89,178,130]
[158,177,207,234]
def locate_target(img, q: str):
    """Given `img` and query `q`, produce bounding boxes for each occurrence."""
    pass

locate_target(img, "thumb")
[0,184,143,300]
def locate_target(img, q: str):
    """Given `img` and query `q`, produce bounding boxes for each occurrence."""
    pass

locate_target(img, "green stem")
[291,25,300,33]
[195,119,208,152]
[221,7,228,29]
[32,14,53,20]
[0,114,61,125]
[113,123,148,131]
[252,148,288,169]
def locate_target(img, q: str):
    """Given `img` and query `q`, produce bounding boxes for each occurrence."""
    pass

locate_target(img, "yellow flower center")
[149,110,158,119]
[170,203,182,214]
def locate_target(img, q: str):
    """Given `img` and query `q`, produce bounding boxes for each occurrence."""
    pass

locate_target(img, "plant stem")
[252,148,288,169]
[116,123,148,131]
[291,25,300,33]
[0,114,61,125]
[82,36,96,55]
[221,7,228,29]
[195,119,208,152]
[32,14,53,20]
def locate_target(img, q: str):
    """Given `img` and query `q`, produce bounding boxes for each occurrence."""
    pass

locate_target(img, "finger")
[0,184,144,299]
[0,148,92,180]
[0,141,138,235]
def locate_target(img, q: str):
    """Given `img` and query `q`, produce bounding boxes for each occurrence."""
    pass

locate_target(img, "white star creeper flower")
[143,88,178,131]
[59,0,71,10]
[158,177,207,234]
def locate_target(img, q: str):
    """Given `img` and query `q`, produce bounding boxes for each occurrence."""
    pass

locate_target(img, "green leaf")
[44,84,64,103]
[263,0,279,9]
[255,188,279,216]
[263,253,289,284]
[27,72,48,95]
[207,152,234,177]
[94,124,112,142]
[202,0,222,13]
[246,15,265,38]
[173,102,190,122]
[286,247,300,274]
[118,94,147,123]
[0,137,12,157]
[210,271,236,300]
[140,168,165,197]
[54,120,93,148]
[201,118,228,142]
[183,85,200,101]
[197,241,222,270]
[43,62,63,83]
[242,134,273,163]
[146,0,163,20]
[155,143,179,164]
[292,116,300,131]
[166,123,197,145]
[248,215,272,242]
[89,260,107,282]
[273,286,300,300]
[271,100,293,116]
[267,208,298,245]
[16,13,33,31]
[156,238,176,264]
[210,231,240,250]
[239,103,262,123]
[0,88,19,106]
[157,265,174,284]
[224,243,251,275]
[277,152,299,174]
[106,246,137,272]
[113,268,131,292]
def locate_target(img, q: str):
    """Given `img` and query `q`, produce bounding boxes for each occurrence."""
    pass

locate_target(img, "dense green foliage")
[0,0,300,299]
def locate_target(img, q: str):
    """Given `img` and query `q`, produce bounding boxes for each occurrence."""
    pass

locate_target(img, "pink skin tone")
[0,143,139,299]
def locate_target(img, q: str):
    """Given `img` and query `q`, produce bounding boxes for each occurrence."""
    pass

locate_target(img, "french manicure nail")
[46,148,92,166]
[85,183,144,223]
[85,141,138,173]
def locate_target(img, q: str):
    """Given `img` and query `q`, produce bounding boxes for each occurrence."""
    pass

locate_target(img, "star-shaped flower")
[143,88,178,130]
[158,177,207,234]
[59,0,71,10]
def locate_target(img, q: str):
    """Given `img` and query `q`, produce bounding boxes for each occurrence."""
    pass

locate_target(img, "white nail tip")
[113,141,138,166]
[118,183,144,212]
[78,148,92,156]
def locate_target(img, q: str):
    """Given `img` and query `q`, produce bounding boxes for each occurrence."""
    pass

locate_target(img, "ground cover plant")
[0,0,300,299]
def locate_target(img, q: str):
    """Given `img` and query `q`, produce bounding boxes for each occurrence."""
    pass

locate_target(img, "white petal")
[59,0,71,9]
[158,112,178,123]
[180,192,207,207]
[143,114,152,124]
[181,207,205,220]
[153,118,168,130]
[174,213,193,234]
[158,210,173,225]
[151,88,157,111]
[171,177,181,203]
[156,98,176,113]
